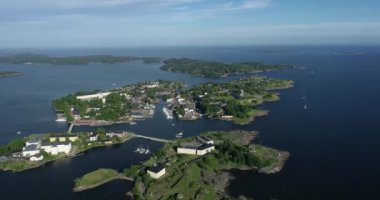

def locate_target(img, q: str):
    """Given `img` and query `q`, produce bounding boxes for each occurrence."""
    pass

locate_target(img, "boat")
[145,146,150,154]
[134,146,142,153]
[176,132,183,138]
[16,131,21,135]
[304,105,308,109]
[55,118,67,122]
[130,121,137,125]
[171,123,175,126]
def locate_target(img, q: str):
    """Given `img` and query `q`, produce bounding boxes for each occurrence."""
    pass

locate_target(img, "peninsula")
[0,71,21,78]
[165,76,294,124]
[74,130,289,199]
[0,129,134,172]
[160,58,293,77]
[53,77,293,126]
[0,54,294,78]
[0,54,162,65]
[52,80,184,125]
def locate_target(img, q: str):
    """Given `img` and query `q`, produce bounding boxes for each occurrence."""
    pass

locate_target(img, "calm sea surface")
[0,46,379,200]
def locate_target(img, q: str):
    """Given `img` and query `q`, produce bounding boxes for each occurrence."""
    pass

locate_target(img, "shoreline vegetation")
[160,58,294,77]
[0,54,295,78]
[74,131,289,200]
[52,77,293,126]
[0,54,163,65]
[0,71,21,78]
[0,130,134,172]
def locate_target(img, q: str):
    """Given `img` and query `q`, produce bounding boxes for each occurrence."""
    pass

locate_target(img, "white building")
[22,144,41,157]
[41,142,72,155]
[76,92,111,103]
[177,146,197,155]
[196,136,214,145]
[147,165,166,179]
[177,140,215,156]
[196,144,215,155]
[89,132,98,142]
[26,138,42,147]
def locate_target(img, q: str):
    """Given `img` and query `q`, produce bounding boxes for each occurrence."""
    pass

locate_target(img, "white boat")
[304,105,308,109]
[145,146,150,154]
[163,107,173,119]
[16,131,21,135]
[176,132,183,138]
[130,121,137,125]
[135,146,142,153]
[55,118,67,122]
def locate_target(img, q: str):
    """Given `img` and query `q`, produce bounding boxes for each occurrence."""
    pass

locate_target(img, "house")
[147,165,166,179]
[22,144,41,157]
[89,132,98,142]
[196,136,214,145]
[196,144,215,155]
[49,134,78,142]
[41,142,72,155]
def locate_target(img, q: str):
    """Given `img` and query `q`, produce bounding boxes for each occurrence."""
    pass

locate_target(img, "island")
[53,77,293,126]
[165,76,294,124]
[0,129,135,172]
[52,80,184,125]
[74,130,289,200]
[160,58,293,77]
[0,71,21,78]
[0,54,163,65]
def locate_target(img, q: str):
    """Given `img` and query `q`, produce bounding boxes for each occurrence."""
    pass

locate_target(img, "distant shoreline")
[0,71,21,78]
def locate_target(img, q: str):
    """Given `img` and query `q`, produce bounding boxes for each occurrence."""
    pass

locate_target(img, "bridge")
[68,124,74,133]
[129,133,172,143]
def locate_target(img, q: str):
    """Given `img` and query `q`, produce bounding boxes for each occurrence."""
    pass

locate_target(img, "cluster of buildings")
[21,132,102,162]
[22,136,74,161]
[165,94,201,120]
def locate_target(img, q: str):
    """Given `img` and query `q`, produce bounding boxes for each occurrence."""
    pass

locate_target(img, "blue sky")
[0,0,379,47]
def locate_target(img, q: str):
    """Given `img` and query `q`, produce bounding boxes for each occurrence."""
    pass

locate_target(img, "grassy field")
[74,168,122,191]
